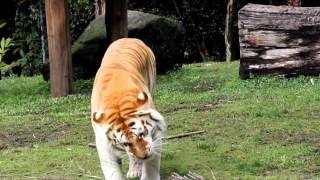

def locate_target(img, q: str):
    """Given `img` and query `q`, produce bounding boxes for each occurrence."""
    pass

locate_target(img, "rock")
[71,16,106,80]
[72,10,185,79]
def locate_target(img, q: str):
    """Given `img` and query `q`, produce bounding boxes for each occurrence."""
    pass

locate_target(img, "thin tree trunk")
[45,0,73,97]
[288,0,301,6]
[95,0,105,17]
[39,0,46,64]
[197,38,209,61]
[225,0,236,62]
[105,0,128,47]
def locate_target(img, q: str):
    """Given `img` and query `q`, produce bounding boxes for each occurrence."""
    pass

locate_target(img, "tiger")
[91,38,166,180]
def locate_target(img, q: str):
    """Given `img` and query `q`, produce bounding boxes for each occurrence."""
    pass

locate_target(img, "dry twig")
[78,173,103,179]
[169,171,204,180]
[88,130,205,148]
[165,130,205,140]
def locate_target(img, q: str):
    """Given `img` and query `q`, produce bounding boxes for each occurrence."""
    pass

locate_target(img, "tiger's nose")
[143,154,149,160]
[143,151,151,160]
[146,144,151,149]
[136,149,150,160]
[138,132,144,139]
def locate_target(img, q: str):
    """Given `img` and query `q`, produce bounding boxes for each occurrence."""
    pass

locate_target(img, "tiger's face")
[106,109,165,160]
[92,91,165,160]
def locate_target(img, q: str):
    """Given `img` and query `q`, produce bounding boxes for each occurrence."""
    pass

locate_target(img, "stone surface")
[72,10,185,79]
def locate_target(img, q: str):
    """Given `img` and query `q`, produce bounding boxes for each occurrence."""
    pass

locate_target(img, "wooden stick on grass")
[78,173,103,179]
[88,130,205,148]
[165,130,205,140]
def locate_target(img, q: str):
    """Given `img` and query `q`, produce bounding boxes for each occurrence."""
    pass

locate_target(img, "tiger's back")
[100,38,156,94]
[91,38,157,124]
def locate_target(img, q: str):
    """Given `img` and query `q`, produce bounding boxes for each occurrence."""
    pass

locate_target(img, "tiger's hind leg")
[127,156,142,178]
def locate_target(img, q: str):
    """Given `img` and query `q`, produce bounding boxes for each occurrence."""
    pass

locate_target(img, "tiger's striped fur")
[91,38,165,180]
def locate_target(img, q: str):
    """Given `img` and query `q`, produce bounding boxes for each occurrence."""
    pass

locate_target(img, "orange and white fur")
[91,38,165,180]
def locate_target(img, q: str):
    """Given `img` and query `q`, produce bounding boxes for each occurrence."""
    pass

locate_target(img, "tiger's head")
[92,92,165,160]
[107,108,164,159]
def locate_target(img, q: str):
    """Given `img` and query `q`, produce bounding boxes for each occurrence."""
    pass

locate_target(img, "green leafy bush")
[69,0,95,42]
[3,0,95,77]
[128,0,227,61]
[0,20,15,78]
[0,33,14,62]
[13,2,42,76]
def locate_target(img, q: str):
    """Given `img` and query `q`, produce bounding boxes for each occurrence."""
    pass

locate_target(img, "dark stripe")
[150,117,159,122]
[113,145,126,152]
[146,121,152,126]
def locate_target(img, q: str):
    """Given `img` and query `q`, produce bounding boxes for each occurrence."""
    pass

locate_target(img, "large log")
[238,4,320,79]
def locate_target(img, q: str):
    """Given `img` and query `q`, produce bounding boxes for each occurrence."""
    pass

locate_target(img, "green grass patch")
[1,62,320,179]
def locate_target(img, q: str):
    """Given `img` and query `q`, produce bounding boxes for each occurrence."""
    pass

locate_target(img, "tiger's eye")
[123,142,132,146]
[129,122,135,127]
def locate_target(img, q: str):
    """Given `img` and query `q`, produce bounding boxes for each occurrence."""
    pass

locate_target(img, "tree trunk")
[105,0,128,47]
[95,0,105,17]
[225,0,236,62]
[45,0,73,96]
[288,0,301,6]
[238,4,320,79]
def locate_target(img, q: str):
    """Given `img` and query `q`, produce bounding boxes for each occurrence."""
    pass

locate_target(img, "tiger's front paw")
[126,163,142,179]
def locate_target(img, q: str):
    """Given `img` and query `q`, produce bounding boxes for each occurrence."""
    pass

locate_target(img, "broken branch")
[88,130,205,148]
[165,130,205,140]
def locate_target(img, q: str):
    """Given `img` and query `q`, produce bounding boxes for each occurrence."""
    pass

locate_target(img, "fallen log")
[238,4,320,79]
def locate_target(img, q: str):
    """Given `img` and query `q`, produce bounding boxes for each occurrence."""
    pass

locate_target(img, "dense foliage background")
[0,0,319,78]
[0,0,95,77]
[129,0,228,62]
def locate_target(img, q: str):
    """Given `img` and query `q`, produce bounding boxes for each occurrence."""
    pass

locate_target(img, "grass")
[1,61,320,179]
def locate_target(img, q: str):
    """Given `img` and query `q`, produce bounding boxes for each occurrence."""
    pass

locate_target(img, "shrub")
[1,0,95,77]
[0,20,15,79]
[69,0,95,42]
[13,1,42,76]
[128,0,227,62]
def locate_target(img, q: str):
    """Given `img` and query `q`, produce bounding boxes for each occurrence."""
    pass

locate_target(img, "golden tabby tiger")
[91,38,165,180]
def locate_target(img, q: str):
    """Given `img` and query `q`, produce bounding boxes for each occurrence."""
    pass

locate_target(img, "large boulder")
[72,10,185,79]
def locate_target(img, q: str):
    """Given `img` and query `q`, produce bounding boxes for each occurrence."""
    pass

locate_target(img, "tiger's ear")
[92,112,112,137]
[137,91,148,105]
[131,108,166,131]
[92,112,104,123]
[148,108,166,131]
[130,109,150,116]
